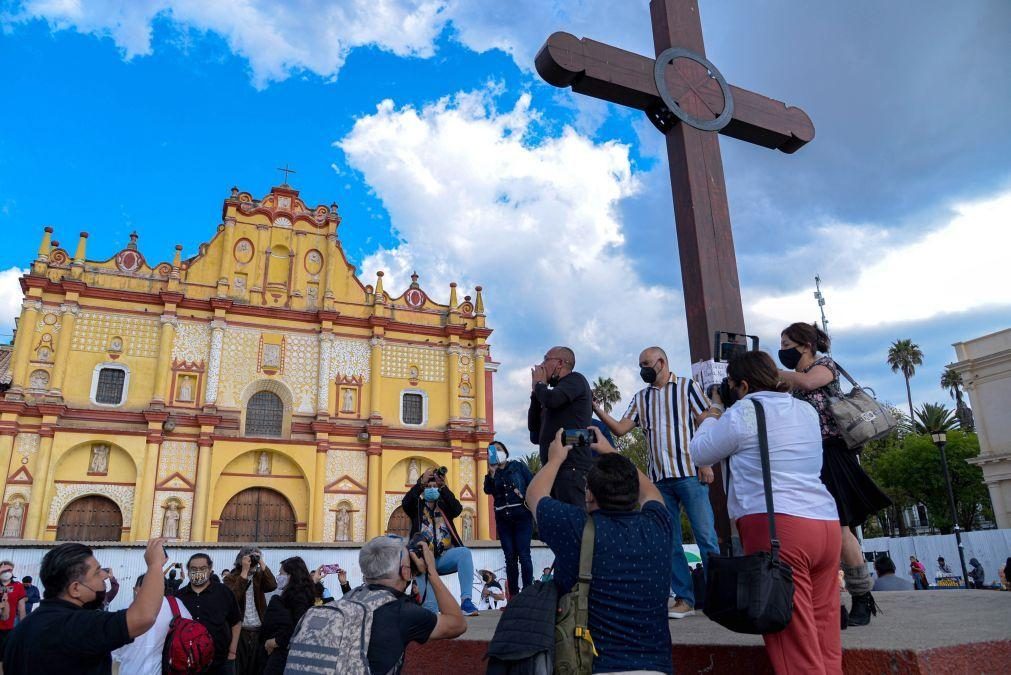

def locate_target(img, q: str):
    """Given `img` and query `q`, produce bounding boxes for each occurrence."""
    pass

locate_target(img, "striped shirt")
[623,375,710,481]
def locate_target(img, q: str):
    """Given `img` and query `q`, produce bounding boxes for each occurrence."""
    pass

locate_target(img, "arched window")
[245,391,284,437]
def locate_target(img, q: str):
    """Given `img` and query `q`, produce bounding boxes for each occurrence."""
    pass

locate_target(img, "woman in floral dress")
[779,322,891,627]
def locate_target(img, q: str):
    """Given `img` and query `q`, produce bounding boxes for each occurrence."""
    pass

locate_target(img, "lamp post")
[931,431,969,588]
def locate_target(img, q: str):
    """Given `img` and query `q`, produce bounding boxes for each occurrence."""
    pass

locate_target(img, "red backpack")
[162,595,215,675]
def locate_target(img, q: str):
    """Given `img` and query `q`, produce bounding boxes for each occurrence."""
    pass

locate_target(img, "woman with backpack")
[778,322,892,627]
[483,440,535,599]
[260,557,317,674]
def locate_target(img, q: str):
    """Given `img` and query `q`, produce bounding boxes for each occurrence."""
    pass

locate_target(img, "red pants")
[738,513,842,675]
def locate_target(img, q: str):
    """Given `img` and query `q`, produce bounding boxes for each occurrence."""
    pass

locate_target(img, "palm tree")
[887,339,924,422]
[912,402,958,435]
[523,452,542,475]
[591,376,621,414]
[941,366,974,431]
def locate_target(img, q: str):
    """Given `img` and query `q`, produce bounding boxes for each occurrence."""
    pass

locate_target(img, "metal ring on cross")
[653,47,734,132]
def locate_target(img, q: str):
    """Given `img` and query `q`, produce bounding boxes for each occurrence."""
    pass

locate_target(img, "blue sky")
[1,1,1009,449]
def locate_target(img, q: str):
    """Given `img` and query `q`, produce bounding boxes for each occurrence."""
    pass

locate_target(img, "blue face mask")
[424,487,440,502]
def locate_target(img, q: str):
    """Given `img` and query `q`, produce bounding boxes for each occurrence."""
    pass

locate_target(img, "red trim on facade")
[218,471,304,479]
[54,479,136,486]
[324,475,367,494]
[155,471,195,490]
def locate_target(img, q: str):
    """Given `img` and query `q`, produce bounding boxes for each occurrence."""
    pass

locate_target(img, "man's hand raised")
[548,428,571,466]
[144,537,168,570]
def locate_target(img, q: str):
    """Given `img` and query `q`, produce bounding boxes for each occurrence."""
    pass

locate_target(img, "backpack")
[554,517,597,675]
[162,595,215,675]
[284,585,399,675]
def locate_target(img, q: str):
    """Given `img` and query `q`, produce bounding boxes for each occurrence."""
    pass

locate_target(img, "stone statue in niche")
[162,502,181,539]
[335,506,351,542]
[36,346,51,361]
[257,451,271,475]
[341,388,355,413]
[178,376,194,402]
[262,344,281,369]
[234,275,247,293]
[109,336,123,352]
[462,512,474,542]
[409,366,420,381]
[89,444,110,474]
[29,370,49,390]
[3,500,24,538]
[407,459,420,484]
[460,401,473,418]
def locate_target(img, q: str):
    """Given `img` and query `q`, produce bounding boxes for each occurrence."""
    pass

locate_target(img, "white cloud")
[746,190,1011,335]
[7,0,647,87]
[10,0,450,88]
[337,86,685,449]
[0,267,27,336]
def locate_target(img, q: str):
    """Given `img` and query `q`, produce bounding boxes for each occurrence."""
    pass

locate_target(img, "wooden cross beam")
[536,0,814,362]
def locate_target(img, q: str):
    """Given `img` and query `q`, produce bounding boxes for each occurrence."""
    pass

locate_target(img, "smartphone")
[562,428,597,447]
[319,564,344,575]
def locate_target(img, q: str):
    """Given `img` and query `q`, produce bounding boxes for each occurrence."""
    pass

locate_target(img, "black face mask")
[80,582,106,610]
[639,365,658,384]
[547,374,560,387]
[778,347,802,370]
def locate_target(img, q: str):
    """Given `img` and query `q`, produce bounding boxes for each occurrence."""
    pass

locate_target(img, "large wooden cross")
[536,0,814,548]
[536,0,813,362]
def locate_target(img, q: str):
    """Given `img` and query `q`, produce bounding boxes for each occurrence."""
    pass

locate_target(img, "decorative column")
[322,232,338,309]
[26,427,56,539]
[310,441,328,541]
[447,344,461,420]
[291,231,306,307]
[70,231,88,279]
[366,445,382,538]
[204,320,226,406]
[317,333,333,415]
[152,315,178,403]
[368,336,384,420]
[191,437,213,541]
[474,345,487,427]
[476,451,491,540]
[216,217,237,297]
[8,299,42,393]
[0,432,15,499]
[253,224,270,300]
[31,227,52,275]
[450,445,462,495]
[48,302,80,397]
[134,411,167,540]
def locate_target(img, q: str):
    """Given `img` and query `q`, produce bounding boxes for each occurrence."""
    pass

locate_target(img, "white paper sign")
[691,359,728,392]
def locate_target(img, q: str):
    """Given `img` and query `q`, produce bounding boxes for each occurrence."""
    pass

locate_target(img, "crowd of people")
[1,321,1006,675]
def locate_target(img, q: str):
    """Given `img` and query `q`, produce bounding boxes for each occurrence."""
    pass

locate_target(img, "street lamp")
[931,431,970,588]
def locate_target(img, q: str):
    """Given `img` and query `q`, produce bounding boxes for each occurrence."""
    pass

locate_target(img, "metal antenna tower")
[814,274,830,353]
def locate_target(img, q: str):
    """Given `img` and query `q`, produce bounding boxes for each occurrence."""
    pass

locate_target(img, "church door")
[387,506,411,538]
[56,495,123,542]
[218,487,296,543]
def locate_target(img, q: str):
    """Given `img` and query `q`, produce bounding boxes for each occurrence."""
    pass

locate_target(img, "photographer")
[689,351,841,674]
[402,468,480,616]
[592,346,719,619]
[528,346,593,507]
[223,547,276,675]
[483,440,534,598]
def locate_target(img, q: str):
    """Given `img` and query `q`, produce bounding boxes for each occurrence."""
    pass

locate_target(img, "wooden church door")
[56,495,123,542]
[218,487,296,543]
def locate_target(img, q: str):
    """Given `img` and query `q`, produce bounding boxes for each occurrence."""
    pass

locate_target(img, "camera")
[249,553,260,568]
[407,533,430,575]
[711,377,739,408]
[434,466,448,478]
[562,428,597,447]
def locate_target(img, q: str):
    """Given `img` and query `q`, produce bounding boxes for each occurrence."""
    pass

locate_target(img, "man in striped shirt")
[593,346,720,619]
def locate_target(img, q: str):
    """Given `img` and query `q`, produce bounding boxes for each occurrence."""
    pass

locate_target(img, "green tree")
[872,431,989,533]
[887,338,924,422]
[524,452,542,475]
[861,429,911,536]
[941,366,974,431]
[913,402,958,435]
[615,427,649,474]
[591,376,622,414]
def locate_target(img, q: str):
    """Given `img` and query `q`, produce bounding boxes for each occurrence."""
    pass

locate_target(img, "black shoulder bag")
[703,399,795,634]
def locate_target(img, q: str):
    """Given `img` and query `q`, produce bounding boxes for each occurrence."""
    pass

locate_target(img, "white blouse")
[689,391,838,522]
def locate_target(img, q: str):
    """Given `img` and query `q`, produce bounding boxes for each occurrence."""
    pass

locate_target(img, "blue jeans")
[656,476,720,606]
[416,546,474,613]
[496,506,534,596]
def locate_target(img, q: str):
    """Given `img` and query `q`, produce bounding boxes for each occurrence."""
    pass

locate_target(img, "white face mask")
[275,574,288,591]
[0,572,12,583]
[103,578,113,593]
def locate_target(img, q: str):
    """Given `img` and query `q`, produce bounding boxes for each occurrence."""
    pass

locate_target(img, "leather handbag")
[829,362,898,449]
[704,399,795,635]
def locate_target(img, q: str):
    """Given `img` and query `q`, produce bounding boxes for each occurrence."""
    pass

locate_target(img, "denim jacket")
[483,460,534,510]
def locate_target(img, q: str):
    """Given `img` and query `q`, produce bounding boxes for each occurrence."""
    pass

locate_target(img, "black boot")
[847,591,879,627]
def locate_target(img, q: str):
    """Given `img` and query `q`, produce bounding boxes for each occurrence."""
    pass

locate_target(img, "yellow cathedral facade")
[0,182,497,544]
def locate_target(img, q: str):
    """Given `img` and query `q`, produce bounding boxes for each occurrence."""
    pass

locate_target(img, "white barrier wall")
[862,529,1011,585]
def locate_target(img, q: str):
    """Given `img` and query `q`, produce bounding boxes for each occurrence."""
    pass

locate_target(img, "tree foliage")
[887,338,924,422]
[591,376,622,414]
[912,402,958,435]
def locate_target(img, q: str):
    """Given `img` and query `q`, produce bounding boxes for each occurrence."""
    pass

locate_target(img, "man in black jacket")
[402,468,480,616]
[527,346,592,507]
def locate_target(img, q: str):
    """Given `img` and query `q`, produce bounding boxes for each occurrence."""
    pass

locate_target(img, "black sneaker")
[847,591,879,627]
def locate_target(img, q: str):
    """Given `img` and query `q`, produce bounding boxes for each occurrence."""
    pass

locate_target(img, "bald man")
[528,346,593,507]
[594,346,718,619]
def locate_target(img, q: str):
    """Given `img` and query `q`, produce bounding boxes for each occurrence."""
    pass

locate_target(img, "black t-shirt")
[528,371,593,463]
[2,598,132,675]
[176,580,241,665]
[366,584,437,675]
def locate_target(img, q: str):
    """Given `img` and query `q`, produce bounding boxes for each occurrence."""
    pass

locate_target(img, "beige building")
[951,328,1011,528]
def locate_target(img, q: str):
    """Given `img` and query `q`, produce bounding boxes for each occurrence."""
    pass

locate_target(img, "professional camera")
[407,533,430,575]
[710,377,739,408]
[434,466,449,479]
[562,428,597,448]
